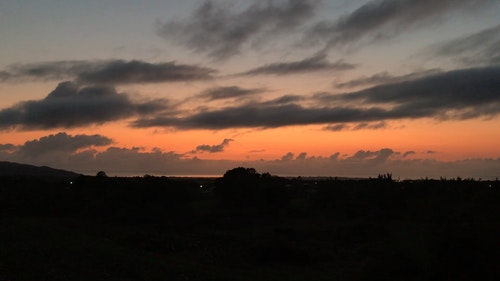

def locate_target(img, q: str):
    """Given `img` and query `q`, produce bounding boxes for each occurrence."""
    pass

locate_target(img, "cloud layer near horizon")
[1,132,498,179]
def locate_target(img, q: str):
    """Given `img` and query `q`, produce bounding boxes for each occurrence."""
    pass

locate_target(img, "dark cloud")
[77,60,216,84]
[0,144,16,152]
[324,121,387,131]
[333,65,500,120]
[306,0,493,50]
[0,81,167,130]
[18,132,112,157]
[296,152,307,160]
[262,95,304,106]
[133,65,500,129]
[194,138,234,153]
[324,123,349,132]
[240,53,355,76]
[403,151,416,158]
[157,0,318,59]
[199,86,265,100]
[427,24,500,66]
[132,103,392,129]
[349,150,379,160]
[0,60,90,82]
[93,147,185,175]
[0,70,13,81]
[0,60,216,84]
[352,121,387,130]
[281,152,295,161]
[345,148,395,165]
[329,152,340,160]
[335,69,441,89]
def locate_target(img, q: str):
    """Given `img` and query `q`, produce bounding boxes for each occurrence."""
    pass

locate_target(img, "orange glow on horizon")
[1,117,499,162]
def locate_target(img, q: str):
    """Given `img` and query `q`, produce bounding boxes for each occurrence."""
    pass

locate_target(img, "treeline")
[1,167,498,221]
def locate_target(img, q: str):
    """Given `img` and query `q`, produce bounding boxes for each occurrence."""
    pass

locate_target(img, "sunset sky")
[1,0,499,178]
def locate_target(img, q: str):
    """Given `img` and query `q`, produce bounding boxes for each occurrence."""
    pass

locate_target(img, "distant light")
[200,185,203,188]
[70,181,73,185]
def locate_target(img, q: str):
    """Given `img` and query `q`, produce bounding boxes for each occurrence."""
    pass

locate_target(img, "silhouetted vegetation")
[215,167,289,208]
[1,166,499,280]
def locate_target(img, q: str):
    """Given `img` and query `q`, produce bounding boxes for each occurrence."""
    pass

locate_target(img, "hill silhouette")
[0,161,81,178]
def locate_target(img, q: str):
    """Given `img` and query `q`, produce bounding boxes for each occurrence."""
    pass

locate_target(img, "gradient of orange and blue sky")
[1,0,499,178]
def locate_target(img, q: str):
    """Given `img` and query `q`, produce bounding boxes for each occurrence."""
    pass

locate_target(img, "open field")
[1,172,499,280]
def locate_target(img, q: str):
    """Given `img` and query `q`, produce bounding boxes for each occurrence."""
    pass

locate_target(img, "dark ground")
[1,171,499,280]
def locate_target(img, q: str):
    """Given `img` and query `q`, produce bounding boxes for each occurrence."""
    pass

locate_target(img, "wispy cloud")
[324,121,388,131]
[352,121,388,130]
[335,69,441,89]
[157,0,319,60]
[0,60,216,84]
[76,60,216,84]
[324,123,349,132]
[240,53,355,76]
[0,60,88,82]
[305,0,493,50]
[0,81,167,130]
[262,95,304,106]
[199,86,265,100]
[425,24,500,66]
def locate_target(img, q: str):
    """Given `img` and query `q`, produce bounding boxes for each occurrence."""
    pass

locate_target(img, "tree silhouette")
[215,167,259,204]
[96,171,107,177]
[377,172,393,181]
[215,167,289,207]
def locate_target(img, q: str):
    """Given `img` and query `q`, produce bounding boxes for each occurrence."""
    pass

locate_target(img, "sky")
[1,0,499,179]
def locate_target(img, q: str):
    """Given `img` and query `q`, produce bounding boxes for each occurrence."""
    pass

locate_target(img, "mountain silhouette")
[0,161,81,178]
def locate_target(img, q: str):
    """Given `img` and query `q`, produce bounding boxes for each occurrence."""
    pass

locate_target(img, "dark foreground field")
[1,169,499,280]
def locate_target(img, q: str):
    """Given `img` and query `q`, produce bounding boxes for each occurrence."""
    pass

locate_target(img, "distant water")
[102,173,222,178]
[162,174,222,178]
